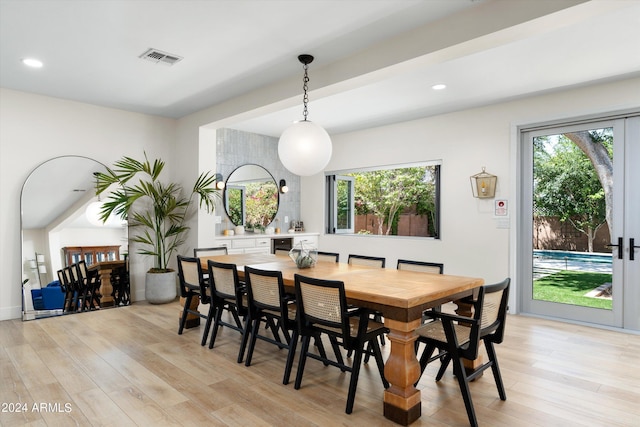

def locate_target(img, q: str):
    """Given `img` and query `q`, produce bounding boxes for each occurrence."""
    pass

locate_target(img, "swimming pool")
[533,250,612,275]
[534,250,612,263]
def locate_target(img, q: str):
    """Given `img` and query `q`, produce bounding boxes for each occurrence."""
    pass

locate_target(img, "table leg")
[383,318,422,425]
[96,268,115,307]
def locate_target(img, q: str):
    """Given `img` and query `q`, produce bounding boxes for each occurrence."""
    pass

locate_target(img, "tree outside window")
[327,163,440,238]
[533,129,612,252]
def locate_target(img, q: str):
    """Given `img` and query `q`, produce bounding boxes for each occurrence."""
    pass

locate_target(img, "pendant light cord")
[302,62,309,121]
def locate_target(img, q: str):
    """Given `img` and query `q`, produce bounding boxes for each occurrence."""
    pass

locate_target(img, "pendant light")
[278,54,332,176]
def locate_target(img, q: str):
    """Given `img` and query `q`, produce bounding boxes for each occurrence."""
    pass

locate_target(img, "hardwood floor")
[1,301,638,426]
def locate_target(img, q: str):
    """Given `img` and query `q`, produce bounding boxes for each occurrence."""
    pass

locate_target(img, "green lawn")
[533,270,612,310]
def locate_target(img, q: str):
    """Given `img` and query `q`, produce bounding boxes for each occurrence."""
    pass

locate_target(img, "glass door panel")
[521,117,639,328]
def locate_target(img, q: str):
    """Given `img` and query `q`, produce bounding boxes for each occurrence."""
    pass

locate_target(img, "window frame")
[326,174,355,234]
[325,161,441,239]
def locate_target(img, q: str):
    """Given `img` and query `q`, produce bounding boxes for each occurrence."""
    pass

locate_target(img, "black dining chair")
[74,261,101,311]
[317,251,340,263]
[110,254,130,306]
[415,278,511,427]
[177,255,209,343]
[347,254,386,268]
[241,266,299,384]
[397,259,445,324]
[63,265,80,312]
[194,246,228,284]
[57,268,75,313]
[396,259,443,274]
[293,274,389,414]
[347,254,387,350]
[206,259,248,356]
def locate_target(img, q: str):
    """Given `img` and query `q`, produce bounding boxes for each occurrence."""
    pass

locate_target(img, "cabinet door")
[216,240,232,251]
[232,239,256,249]
[294,236,318,247]
[255,238,270,252]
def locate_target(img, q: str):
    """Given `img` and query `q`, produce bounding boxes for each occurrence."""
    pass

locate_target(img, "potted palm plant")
[95,153,220,304]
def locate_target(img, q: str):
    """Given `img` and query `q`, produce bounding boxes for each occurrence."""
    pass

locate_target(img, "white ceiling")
[3,0,639,136]
[5,0,640,229]
[1,0,477,120]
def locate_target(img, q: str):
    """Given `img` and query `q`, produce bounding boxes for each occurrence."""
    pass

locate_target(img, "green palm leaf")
[95,152,221,270]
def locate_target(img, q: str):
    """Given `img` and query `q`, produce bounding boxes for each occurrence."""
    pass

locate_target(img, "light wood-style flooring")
[1,301,639,426]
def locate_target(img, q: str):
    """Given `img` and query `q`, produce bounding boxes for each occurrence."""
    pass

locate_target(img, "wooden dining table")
[199,253,484,425]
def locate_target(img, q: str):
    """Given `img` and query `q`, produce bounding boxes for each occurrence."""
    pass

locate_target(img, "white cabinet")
[213,236,273,254]
[212,233,319,254]
[232,239,257,249]
[241,237,270,253]
[214,239,236,253]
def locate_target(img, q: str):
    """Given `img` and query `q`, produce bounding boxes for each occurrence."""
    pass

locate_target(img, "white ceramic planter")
[145,270,177,304]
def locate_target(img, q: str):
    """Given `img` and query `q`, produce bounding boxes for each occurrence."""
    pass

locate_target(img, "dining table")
[199,253,484,425]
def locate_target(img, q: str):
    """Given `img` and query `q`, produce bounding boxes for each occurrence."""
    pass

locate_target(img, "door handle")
[606,237,624,260]
[631,238,640,261]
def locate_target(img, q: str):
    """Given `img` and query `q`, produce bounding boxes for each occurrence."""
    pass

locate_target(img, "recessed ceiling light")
[22,58,43,68]
[432,84,446,90]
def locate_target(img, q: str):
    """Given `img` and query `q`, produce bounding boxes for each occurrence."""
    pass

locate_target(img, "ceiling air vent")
[139,48,183,66]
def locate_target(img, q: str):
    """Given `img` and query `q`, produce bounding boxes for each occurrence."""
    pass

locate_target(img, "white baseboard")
[0,305,23,321]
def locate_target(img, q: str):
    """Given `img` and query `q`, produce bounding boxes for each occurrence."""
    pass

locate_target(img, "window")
[326,162,440,238]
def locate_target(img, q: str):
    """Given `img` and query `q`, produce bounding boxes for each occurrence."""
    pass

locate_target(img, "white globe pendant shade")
[85,201,105,226]
[278,120,332,176]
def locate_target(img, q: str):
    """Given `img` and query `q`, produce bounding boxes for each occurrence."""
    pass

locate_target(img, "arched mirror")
[21,156,128,320]
[223,164,279,230]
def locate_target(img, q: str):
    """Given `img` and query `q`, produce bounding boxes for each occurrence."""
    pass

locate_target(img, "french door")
[520,114,640,330]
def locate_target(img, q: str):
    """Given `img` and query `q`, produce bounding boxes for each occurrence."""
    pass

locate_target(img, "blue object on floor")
[31,281,65,310]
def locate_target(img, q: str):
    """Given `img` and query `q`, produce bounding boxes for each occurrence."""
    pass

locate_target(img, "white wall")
[302,77,640,313]
[0,88,176,320]
[3,77,638,321]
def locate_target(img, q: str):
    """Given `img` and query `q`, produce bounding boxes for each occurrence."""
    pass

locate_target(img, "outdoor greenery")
[226,187,244,226]
[533,270,612,310]
[244,181,278,229]
[226,181,278,229]
[95,153,220,272]
[349,166,437,236]
[336,178,352,230]
[533,129,613,252]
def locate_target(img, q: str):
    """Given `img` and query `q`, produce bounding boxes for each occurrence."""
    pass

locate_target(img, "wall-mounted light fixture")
[279,179,289,194]
[278,54,332,176]
[470,167,497,198]
[215,173,225,190]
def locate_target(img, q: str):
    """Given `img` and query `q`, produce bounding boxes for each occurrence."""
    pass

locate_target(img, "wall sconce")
[215,173,225,190]
[470,167,497,198]
[279,179,289,194]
